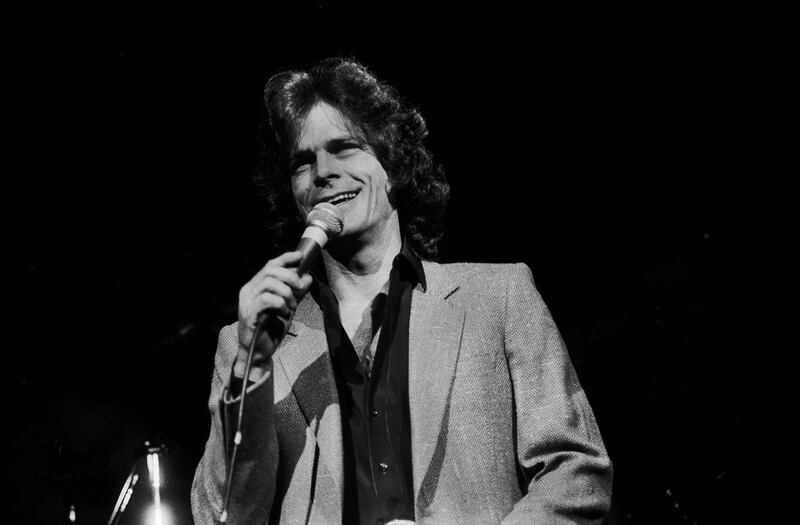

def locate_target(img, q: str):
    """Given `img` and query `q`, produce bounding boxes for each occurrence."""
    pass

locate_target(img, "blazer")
[192,262,613,524]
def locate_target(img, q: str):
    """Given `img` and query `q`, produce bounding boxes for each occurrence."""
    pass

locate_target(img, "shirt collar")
[310,238,427,292]
[394,239,427,292]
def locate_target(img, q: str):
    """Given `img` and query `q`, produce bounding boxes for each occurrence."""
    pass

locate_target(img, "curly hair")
[253,57,449,260]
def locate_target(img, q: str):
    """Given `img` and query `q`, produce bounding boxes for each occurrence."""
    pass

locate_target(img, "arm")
[501,264,613,524]
[192,251,313,524]
[191,324,279,525]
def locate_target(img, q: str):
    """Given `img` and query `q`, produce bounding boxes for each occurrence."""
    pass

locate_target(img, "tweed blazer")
[192,262,612,524]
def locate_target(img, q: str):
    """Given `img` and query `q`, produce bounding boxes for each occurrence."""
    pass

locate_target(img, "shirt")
[313,242,425,525]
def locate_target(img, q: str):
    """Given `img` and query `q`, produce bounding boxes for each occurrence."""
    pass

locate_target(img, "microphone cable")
[217,315,273,524]
[216,202,342,523]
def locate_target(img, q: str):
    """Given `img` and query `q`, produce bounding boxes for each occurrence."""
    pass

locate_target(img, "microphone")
[294,202,345,275]
[256,202,343,327]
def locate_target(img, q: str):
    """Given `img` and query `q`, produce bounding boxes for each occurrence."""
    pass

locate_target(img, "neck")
[321,224,402,305]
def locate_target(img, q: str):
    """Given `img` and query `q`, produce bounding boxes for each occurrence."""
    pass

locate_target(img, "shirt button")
[379,462,389,474]
[370,409,379,417]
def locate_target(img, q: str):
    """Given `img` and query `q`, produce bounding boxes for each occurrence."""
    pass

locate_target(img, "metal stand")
[107,442,168,525]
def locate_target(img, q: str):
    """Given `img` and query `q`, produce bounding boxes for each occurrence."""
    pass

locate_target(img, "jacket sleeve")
[501,264,613,524]
[191,323,280,525]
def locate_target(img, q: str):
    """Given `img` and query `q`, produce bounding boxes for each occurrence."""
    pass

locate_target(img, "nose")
[313,152,338,186]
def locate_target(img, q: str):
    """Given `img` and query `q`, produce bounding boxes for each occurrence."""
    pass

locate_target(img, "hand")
[235,251,313,378]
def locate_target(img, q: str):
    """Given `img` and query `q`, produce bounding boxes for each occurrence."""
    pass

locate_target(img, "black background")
[6,3,787,524]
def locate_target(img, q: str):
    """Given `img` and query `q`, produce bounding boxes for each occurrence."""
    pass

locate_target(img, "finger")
[253,277,297,310]
[251,251,303,281]
[296,273,313,295]
[260,265,304,291]
[240,278,295,319]
[268,250,304,269]
[250,293,291,321]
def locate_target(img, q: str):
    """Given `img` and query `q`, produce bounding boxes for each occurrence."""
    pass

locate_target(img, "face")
[290,102,398,244]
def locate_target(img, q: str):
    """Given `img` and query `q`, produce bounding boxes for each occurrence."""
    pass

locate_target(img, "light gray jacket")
[192,262,612,524]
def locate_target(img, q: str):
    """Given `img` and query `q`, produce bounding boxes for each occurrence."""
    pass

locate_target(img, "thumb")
[297,273,314,295]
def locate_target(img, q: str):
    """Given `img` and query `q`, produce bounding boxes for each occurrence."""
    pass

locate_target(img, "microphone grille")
[307,202,344,237]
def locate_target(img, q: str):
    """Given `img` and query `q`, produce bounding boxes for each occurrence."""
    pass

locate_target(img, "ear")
[385,179,398,208]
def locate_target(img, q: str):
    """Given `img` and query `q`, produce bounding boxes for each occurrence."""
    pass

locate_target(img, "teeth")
[329,192,358,205]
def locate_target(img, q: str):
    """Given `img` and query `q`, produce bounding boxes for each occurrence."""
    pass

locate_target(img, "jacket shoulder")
[421,261,536,305]
[424,260,534,287]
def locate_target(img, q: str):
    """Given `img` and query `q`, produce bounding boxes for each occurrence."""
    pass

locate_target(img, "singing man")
[192,57,612,524]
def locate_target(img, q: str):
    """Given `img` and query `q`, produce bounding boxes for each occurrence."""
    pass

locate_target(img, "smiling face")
[290,102,399,247]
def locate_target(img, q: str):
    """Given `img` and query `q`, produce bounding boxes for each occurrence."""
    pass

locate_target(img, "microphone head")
[306,202,344,238]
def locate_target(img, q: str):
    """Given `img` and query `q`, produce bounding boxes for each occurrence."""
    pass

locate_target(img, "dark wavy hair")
[254,57,449,260]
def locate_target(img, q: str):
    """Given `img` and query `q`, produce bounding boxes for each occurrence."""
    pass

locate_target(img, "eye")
[290,152,315,175]
[291,162,310,175]
[330,141,361,156]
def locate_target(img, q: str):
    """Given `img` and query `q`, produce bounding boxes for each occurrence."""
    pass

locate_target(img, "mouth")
[317,190,359,207]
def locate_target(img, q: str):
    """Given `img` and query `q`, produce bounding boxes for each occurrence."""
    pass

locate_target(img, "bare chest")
[337,300,372,341]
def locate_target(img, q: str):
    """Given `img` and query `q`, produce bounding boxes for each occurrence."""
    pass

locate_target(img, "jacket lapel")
[272,263,465,515]
[274,296,343,513]
[409,262,465,501]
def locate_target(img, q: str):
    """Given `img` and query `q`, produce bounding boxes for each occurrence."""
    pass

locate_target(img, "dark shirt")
[313,243,425,525]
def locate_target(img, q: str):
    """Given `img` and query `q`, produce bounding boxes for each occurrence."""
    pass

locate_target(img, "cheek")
[368,163,390,194]
[375,168,392,208]
[290,178,309,210]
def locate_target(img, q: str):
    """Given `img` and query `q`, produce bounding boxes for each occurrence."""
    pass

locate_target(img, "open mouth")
[324,191,359,206]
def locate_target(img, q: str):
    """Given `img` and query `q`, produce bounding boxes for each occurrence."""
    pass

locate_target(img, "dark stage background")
[6,4,785,524]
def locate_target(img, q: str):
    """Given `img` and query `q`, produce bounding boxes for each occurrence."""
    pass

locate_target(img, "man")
[192,57,612,524]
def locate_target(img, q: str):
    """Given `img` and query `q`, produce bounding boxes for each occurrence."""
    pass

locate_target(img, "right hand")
[235,251,313,378]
